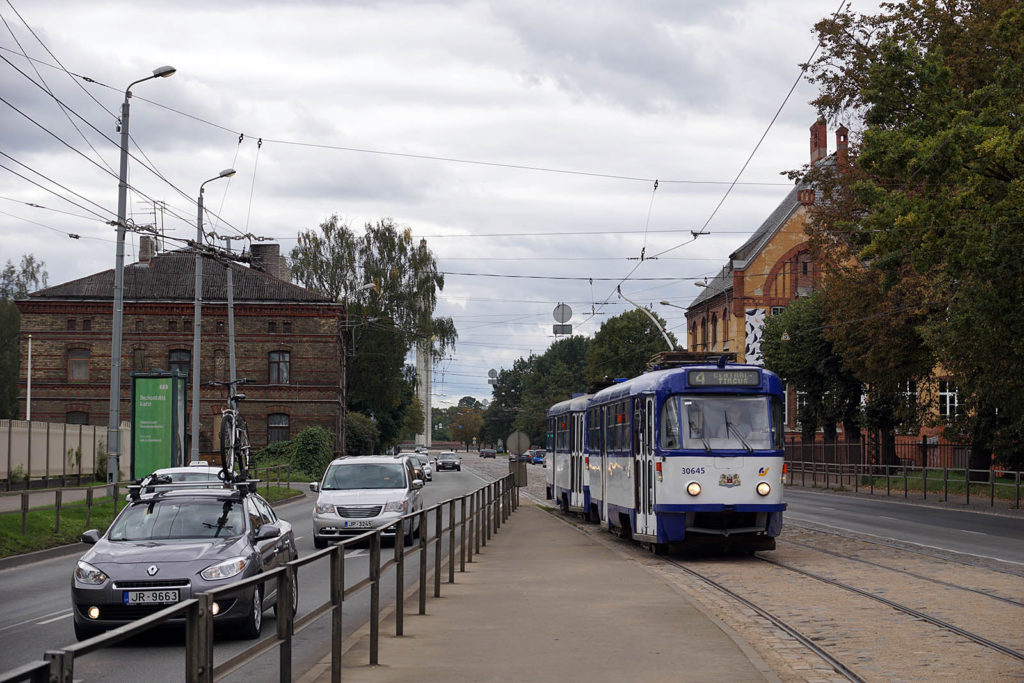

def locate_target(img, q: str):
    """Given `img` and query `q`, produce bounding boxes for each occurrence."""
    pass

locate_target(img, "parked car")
[480,449,497,459]
[72,485,297,641]
[310,455,424,549]
[436,452,461,471]
[412,454,433,481]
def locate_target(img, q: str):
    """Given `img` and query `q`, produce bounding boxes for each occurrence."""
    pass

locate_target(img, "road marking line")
[960,530,986,535]
[0,609,72,633]
[37,612,73,625]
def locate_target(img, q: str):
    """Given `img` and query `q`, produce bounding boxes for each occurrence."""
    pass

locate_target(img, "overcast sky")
[0,0,869,408]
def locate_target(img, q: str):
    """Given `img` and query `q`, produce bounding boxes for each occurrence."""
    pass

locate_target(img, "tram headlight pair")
[686,481,701,496]
[756,482,771,496]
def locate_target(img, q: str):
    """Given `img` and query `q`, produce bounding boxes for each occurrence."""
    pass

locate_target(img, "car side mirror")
[412,479,424,490]
[81,529,100,544]
[255,524,281,541]
[309,482,319,492]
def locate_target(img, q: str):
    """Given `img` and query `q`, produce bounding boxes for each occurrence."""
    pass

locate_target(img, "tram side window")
[661,396,682,449]
[770,396,785,448]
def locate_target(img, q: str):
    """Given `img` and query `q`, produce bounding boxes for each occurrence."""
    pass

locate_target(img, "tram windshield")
[660,395,778,452]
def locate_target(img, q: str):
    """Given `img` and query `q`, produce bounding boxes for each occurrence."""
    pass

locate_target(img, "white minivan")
[310,455,423,548]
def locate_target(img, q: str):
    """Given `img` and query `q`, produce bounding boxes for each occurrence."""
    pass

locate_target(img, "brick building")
[685,119,836,431]
[16,238,342,456]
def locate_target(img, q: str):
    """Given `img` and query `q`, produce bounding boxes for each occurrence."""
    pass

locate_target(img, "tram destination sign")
[687,369,760,387]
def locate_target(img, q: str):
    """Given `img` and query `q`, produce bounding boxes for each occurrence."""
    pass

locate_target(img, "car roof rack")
[128,474,260,501]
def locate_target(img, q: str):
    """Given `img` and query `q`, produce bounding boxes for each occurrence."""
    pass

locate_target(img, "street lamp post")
[190,169,236,462]
[107,66,175,486]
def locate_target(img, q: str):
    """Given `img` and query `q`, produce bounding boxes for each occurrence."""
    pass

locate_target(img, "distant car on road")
[479,448,496,459]
[530,450,546,465]
[72,485,296,641]
[436,452,461,471]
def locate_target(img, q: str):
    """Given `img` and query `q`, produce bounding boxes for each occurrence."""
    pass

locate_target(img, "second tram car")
[549,354,786,552]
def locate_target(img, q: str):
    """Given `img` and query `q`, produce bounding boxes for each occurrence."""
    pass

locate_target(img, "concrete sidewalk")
[302,501,775,682]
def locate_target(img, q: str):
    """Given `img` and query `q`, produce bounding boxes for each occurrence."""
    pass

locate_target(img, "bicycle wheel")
[220,413,236,481]
[235,414,250,481]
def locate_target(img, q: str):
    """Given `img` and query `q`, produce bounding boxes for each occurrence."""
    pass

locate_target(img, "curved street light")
[191,169,236,461]
[107,66,176,486]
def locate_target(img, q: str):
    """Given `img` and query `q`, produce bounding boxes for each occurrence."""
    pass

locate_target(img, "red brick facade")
[16,245,343,457]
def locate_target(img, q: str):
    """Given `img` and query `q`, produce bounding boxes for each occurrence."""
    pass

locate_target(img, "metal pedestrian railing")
[786,460,1022,510]
[0,473,518,683]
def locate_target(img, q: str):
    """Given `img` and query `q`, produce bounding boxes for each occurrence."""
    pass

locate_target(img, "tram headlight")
[686,481,701,497]
[756,482,771,496]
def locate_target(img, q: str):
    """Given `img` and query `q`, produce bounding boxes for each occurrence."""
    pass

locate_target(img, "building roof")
[26,249,333,304]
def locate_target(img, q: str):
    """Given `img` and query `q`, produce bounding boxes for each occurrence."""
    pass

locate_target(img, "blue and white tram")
[579,357,786,552]
[545,394,592,518]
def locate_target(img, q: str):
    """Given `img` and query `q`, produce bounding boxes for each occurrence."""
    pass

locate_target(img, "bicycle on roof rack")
[203,378,252,484]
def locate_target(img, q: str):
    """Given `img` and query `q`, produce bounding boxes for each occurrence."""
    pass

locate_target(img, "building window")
[269,351,291,384]
[132,348,145,371]
[722,308,730,351]
[268,321,277,333]
[771,306,785,316]
[168,349,190,378]
[938,380,959,419]
[710,314,718,350]
[700,318,707,350]
[68,349,89,382]
[283,321,292,334]
[216,320,225,333]
[268,413,290,442]
[802,261,809,276]
[82,319,91,331]
[168,320,177,332]
[67,319,76,331]
[135,319,144,332]
[66,411,89,425]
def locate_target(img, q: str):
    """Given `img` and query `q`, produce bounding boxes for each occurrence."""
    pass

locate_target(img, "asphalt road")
[784,487,1024,565]
[0,466,488,680]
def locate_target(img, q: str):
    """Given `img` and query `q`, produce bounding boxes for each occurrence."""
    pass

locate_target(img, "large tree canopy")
[801,0,1024,468]
[1,255,47,419]
[584,308,676,386]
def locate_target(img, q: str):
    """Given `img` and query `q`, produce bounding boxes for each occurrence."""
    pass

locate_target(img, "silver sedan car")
[72,486,297,641]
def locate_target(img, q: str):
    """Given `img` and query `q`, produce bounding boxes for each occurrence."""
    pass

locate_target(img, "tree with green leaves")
[760,294,864,446]
[1,255,47,418]
[290,216,457,455]
[583,309,675,386]
[801,0,1024,471]
[515,336,589,444]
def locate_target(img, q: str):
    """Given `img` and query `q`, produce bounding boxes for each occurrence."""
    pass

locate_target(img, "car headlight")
[75,560,108,585]
[384,500,407,513]
[756,482,771,496]
[315,502,335,514]
[201,556,249,581]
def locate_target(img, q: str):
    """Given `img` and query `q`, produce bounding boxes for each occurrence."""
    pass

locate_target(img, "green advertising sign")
[131,374,184,478]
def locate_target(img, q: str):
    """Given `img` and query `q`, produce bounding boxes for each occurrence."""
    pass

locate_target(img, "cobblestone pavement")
[462,456,1024,682]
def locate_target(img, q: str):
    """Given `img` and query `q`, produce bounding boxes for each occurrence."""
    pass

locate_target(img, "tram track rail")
[660,555,865,683]
[778,537,1024,608]
[756,555,1024,664]
[786,519,1024,577]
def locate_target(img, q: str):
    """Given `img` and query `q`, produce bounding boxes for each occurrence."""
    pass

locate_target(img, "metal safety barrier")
[0,473,518,683]
[787,460,1022,510]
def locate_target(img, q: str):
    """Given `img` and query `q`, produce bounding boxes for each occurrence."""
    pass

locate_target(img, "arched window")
[700,318,707,350]
[68,349,90,382]
[710,314,718,350]
[168,349,190,378]
[268,413,290,442]
[722,307,730,350]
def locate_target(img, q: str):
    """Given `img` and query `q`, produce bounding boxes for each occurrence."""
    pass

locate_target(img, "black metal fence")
[0,474,518,683]
[786,460,1022,510]
[785,436,974,469]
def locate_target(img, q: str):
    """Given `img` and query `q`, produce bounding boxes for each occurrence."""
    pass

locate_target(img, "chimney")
[836,124,849,172]
[139,235,155,264]
[810,117,827,165]
[250,243,289,280]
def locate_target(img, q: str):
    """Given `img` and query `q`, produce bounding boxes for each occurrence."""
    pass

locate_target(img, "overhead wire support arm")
[617,285,676,351]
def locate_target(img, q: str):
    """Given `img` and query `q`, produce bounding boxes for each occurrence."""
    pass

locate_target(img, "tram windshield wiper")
[723,413,754,453]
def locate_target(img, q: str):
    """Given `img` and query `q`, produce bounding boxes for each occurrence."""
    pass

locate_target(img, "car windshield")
[323,463,407,490]
[108,499,244,540]
[439,453,458,460]
[164,471,220,482]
